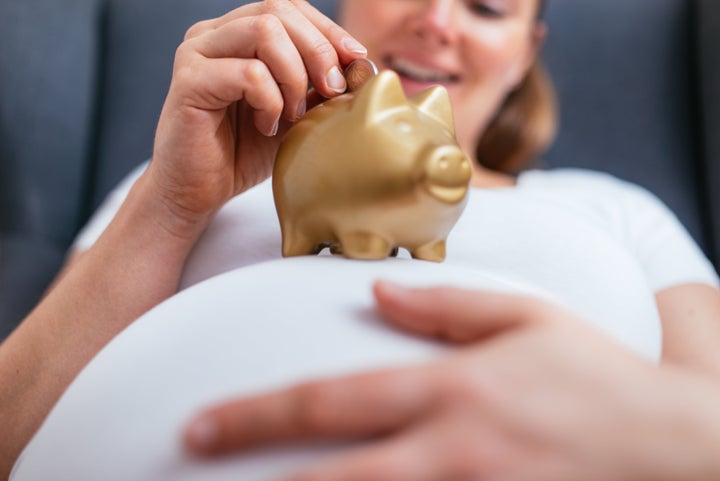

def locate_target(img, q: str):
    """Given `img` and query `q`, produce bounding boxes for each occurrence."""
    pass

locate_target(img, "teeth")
[389,57,456,83]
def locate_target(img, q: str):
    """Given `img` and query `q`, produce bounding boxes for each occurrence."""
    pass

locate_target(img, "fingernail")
[186,416,219,451]
[270,116,280,137]
[296,98,307,119]
[326,66,347,94]
[342,37,367,54]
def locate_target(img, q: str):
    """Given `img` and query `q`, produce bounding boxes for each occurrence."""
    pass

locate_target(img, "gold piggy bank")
[272,70,472,262]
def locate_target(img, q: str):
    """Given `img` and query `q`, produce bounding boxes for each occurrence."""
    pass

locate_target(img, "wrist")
[133,167,219,244]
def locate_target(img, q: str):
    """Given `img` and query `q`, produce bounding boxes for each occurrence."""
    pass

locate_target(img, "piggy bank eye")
[396,120,413,133]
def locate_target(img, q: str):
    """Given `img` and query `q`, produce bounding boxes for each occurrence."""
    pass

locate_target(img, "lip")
[382,54,461,94]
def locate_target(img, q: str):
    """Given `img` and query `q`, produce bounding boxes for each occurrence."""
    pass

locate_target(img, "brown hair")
[475,60,558,174]
[476,0,557,174]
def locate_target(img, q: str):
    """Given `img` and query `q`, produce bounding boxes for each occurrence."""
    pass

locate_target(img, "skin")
[1,0,720,478]
[657,285,720,377]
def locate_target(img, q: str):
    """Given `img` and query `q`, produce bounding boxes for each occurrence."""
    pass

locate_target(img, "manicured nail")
[326,66,347,94]
[296,98,307,119]
[342,37,367,54]
[186,416,219,451]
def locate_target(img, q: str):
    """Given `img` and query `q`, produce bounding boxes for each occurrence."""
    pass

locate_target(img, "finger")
[253,0,363,96]
[202,1,367,63]
[373,282,558,343]
[282,410,488,481]
[184,368,432,456]
[257,2,348,96]
[291,0,369,63]
[183,18,218,41]
[182,3,259,40]
[282,436,436,481]
[184,2,269,37]
[172,56,282,136]
[190,16,309,121]
[187,1,366,97]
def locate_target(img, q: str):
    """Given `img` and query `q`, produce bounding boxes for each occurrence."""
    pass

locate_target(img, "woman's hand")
[147,0,367,238]
[183,284,720,481]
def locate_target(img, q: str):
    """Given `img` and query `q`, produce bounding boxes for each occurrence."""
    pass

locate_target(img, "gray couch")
[1,0,719,338]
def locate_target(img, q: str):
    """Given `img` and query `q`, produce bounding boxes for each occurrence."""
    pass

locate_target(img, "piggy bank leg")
[411,240,446,262]
[281,225,320,257]
[338,231,393,260]
[331,244,399,257]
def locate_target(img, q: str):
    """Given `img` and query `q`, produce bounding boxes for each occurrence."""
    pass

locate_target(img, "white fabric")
[72,161,719,359]
[11,257,558,481]
[13,165,720,480]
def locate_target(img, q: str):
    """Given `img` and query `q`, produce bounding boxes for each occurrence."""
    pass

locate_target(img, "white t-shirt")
[73,162,719,359]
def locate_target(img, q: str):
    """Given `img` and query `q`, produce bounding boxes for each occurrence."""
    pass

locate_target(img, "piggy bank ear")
[352,70,407,124]
[410,87,456,136]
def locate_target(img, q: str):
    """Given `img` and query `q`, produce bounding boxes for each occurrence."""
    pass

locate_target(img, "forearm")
[0,172,209,477]
[657,284,720,377]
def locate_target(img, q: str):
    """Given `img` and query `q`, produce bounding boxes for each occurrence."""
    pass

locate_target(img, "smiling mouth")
[384,56,460,84]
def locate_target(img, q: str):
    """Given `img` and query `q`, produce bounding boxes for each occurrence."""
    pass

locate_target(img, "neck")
[469,160,518,189]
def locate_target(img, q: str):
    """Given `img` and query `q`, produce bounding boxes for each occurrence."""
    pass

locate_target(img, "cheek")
[463,27,528,85]
[339,1,395,45]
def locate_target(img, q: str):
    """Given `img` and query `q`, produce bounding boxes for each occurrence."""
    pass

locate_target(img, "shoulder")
[518,167,683,238]
[517,169,718,290]
[519,167,664,206]
[520,167,636,191]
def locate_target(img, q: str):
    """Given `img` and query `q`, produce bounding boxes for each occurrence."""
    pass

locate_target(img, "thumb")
[373,281,558,344]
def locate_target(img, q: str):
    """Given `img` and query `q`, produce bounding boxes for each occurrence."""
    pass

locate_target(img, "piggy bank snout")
[423,145,472,204]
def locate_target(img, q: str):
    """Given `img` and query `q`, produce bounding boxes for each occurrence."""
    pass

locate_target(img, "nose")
[407,0,460,47]
[424,145,472,204]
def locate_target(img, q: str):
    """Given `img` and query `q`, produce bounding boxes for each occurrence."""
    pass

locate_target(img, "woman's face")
[338,0,543,156]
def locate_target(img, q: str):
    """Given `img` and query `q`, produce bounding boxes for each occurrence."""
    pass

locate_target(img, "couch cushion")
[0,235,66,338]
[542,0,710,256]
[697,0,720,266]
[0,0,102,246]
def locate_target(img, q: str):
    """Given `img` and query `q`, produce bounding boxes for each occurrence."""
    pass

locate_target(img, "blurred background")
[1,0,719,337]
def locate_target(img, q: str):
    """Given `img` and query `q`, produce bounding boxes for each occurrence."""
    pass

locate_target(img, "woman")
[71,0,720,362]
[2,0,720,478]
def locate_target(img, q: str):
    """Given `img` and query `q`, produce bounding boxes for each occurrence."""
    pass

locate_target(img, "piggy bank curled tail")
[272,70,472,262]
